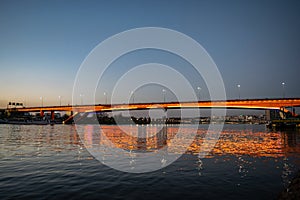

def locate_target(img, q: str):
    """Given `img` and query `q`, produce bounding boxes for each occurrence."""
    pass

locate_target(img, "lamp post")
[197,86,201,101]
[281,82,285,98]
[130,91,135,104]
[40,96,43,107]
[58,96,61,106]
[104,92,107,104]
[162,89,166,102]
[237,84,241,100]
[80,94,84,105]
[23,96,26,107]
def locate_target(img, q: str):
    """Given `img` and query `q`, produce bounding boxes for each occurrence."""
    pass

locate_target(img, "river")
[1,124,300,199]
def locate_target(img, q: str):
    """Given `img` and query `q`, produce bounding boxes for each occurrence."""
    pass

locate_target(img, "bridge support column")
[40,110,44,118]
[266,109,282,120]
[51,111,55,121]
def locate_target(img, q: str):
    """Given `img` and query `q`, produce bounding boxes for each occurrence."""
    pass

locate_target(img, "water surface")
[1,124,300,199]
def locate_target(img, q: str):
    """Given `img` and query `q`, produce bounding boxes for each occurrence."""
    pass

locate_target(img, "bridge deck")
[9,98,300,113]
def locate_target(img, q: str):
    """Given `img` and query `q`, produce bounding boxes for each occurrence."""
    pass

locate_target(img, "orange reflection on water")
[80,125,300,158]
[99,125,178,151]
[190,131,285,157]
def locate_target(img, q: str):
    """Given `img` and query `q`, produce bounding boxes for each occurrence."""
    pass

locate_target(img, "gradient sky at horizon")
[0,0,300,107]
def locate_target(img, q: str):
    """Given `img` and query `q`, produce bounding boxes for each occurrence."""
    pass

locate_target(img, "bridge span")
[11,98,300,113]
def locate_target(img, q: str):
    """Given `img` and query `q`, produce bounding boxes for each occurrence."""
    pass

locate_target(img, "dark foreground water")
[1,124,300,200]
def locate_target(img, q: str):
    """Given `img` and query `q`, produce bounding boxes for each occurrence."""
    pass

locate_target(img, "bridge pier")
[265,109,291,121]
[266,107,300,129]
[40,110,44,118]
[51,111,55,121]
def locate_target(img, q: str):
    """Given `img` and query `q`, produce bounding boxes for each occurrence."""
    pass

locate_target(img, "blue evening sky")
[0,0,299,107]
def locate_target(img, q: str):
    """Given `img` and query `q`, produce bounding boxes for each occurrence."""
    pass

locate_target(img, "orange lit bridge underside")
[14,98,300,113]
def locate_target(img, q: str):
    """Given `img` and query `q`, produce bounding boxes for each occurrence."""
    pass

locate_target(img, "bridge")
[8,98,300,121]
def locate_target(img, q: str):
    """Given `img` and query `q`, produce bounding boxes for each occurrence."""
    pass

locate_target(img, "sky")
[0,0,300,108]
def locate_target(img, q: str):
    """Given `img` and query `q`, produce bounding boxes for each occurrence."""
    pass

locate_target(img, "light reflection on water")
[80,124,300,158]
[1,124,300,199]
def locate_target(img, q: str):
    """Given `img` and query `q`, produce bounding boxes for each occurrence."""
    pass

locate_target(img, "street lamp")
[80,94,84,105]
[281,82,285,98]
[58,96,61,106]
[104,92,107,104]
[130,91,135,104]
[162,89,166,102]
[197,87,201,101]
[40,96,43,107]
[237,84,241,99]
